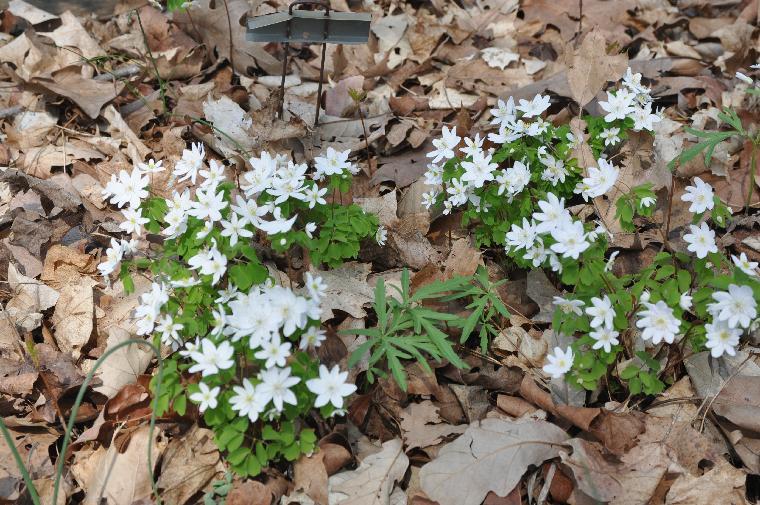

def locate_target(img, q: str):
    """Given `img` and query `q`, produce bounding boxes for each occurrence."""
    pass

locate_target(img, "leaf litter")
[0,0,760,503]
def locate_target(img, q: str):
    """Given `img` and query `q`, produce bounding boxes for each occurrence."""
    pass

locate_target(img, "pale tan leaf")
[52,277,96,358]
[71,425,165,505]
[419,418,569,505]
[158,425,223,505]
[330,439,409,505]
[400,401,466,450]
[565,30,628,107]
[93,328,153,398]
[309,262,375,321]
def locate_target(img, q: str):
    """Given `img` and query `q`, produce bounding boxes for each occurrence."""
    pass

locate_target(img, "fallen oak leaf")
[419,417,569,505]
[329,438,409,505]
[565,29,628,107]
[399,400,467,450]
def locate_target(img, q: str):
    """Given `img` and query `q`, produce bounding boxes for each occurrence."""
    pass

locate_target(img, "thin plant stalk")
[135,9,169,116]
[220,0,235,73]
[56,339,162,505]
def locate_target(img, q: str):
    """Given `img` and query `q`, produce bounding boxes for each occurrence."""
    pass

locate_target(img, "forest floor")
[1,0,760,504]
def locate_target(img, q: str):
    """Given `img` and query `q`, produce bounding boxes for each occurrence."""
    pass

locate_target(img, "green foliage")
[309,203,379,268]
[344,268,509,391]
[668,108,745,171]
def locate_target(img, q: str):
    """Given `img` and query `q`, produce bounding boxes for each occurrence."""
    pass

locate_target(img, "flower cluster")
[99,143,374,476]
[422,67,660,263]
[543,175,760,393]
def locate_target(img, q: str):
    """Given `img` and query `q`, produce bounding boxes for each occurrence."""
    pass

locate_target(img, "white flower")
[516,94,550,118]
[461,150,497,188]
[189,382,219,412]
[173,142,205,184]
[640,290,651,304]
[189,187,228,222]
[300,326,326,350]
[489,97,516,127]
[315,147,351,179]
[599,90,635,122]
[304,272,327,302]
[732,252,759,277]
[590,327,620,353]
[232,195,268,227]
[502,160,530,196]
[553,296,584,316]
[543,346,574,379]
[258,367,300,412]
[640,196,656,208]
[605,250,619,272]
[421,191,438,209]
[98,238,124,278]
[505,218,537,251]
[103,169,149,209]
[119,207,149,235]
[548,253,563,273]
[179,338,201,358]
[599,127,621,146]
[255,207,297,235]
[586,295,615,330]
[171,276,200,288]
[446,178,468,207]
[630,105,661,132]
[533,193,571,234]
[427,126,461,164]
[708,284,757,329]
[305,222,317,239]
[306,364,357,409]
[254,335,291,368]
[188,242,228,285]
[199,159,226,189]
[539,154,569,186]
[736,71,754,85]
[581,159,619,199]
[189,339,235,377]
[138,158,164,174]
[705,320,742,358]
[157,315,184,350]
[681,177,714,214]
[488,124,521,144]
[636,300,681,344]
[375,225,387,246]
[220,213,253,247]
[523,239,547,267]
[460,133,484,158]
[683,222,718,259]
[303,185,328,209]
[679,292,693,311]
[230,378,266,422]
[550,220,589,259]
[622,67,649,95]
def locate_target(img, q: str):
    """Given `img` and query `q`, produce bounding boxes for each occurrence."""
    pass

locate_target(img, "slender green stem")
[50,339,164,505]
[0,421,41,505]
[180,115,253,159]
[0,338,163,505]
[135,9,169,116]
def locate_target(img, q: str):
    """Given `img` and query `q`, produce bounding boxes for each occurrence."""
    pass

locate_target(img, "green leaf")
[620,366,639,380]
[227,446,249,465]
[375,278,387,332]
